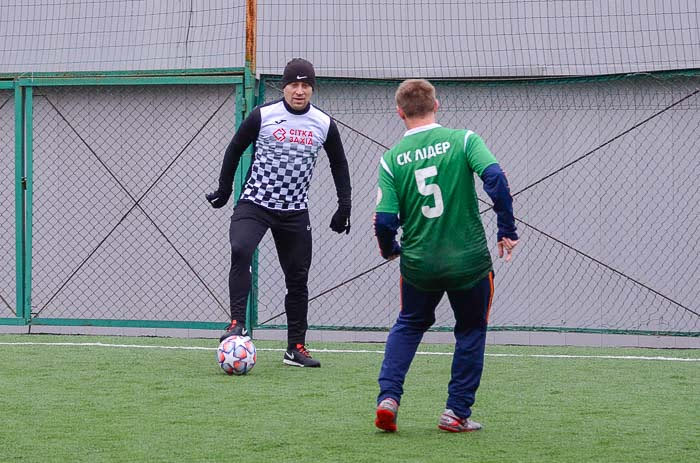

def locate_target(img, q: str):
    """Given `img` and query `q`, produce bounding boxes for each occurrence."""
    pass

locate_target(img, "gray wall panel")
[1,76,697,333]
[1,1,698,77]
[256,76,699,333]
[0,1,245,73]
[29,85,237,322]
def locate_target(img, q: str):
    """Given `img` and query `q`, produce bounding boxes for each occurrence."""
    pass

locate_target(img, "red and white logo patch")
[273,128,286,142]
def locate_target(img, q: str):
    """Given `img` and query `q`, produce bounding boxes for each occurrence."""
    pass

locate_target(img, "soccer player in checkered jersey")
[373,79,518,432]
[206,58,351,368]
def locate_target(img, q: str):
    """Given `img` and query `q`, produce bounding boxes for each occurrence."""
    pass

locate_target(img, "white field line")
[0,341,698,362]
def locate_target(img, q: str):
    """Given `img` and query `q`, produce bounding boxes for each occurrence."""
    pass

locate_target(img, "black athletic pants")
[228,201,312,346]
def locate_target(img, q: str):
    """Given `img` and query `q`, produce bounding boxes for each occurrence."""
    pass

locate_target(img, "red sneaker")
[375,398,399,432]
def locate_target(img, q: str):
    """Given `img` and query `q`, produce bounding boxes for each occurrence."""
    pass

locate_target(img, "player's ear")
[397,105,406,120]
[434,99,439,113]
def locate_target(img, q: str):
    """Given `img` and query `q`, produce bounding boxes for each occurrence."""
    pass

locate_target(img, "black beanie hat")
[281,58,316,89]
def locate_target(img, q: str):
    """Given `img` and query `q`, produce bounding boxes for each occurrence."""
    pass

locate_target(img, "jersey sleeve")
[375,155,399,214]
[323,120,352,210]
[216,108,261,192]
[465,132,498,176]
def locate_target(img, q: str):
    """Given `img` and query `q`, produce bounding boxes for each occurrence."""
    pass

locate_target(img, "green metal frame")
[260,67,700,90]
[2,69,250,331]
[17,75,242,87]
[13,83,26,322]
[3,68,698,336]
[247,78,265,334]
[259,324,699,338]
[27,318,225,330]
[0,67,246,80]
[23,86,33,321]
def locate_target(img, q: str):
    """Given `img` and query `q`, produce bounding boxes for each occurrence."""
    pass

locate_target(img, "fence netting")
[28,84,238,323]
[2,1,699,77]
[0,89,15,317]
[2,2,699,336]
[258,0,700,78]
[255,74,699,334]
[0,1,246,73]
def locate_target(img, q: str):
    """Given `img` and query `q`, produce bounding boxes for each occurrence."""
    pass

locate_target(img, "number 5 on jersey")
[414,166,443,218]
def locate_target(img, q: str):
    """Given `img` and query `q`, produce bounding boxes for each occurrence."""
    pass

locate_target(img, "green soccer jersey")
[376,124,498,291]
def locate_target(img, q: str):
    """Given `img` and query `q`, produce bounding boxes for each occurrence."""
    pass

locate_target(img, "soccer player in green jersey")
[373,79,518,433]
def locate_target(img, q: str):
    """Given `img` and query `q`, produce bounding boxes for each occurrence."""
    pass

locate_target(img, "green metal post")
[238,72,256,334]
[230,85,254,333]
[232,88,246,204]
[13,83,25,320]
[23,86,33,320]
[17,75,242,87]
[0,68,246,81]
[248,77,264,331]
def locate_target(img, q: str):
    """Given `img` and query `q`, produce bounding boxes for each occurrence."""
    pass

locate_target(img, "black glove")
[205,189,232,209]
[329,206,351,234]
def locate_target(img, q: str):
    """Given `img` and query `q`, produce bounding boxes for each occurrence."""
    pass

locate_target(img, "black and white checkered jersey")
[215,98,351,211]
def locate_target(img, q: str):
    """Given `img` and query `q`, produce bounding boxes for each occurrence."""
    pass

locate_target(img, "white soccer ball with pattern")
[217,335,257,375]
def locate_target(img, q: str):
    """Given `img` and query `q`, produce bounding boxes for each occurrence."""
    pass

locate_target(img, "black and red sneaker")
[283,343,320,368]
[219,320,248,342]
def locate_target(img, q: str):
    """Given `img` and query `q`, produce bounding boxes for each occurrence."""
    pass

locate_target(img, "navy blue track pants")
[377,272,494,419]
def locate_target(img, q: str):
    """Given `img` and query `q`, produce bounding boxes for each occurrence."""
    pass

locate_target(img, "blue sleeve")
[481,163,518,241]
[374,212,401,259]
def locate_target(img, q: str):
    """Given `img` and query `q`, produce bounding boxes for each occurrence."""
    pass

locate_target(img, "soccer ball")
[217,335,257,375]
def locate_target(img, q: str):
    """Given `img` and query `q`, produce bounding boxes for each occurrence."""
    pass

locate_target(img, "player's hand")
[205,189,232,209]
[384,242,401,260]
[330,207,351,234]
[498,237,518,262]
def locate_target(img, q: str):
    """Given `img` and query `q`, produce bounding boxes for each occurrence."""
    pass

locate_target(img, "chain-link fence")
[1,2,699,338]
[255,73,700,334]
[3,1,699,78]
[0,89,15,318]
[27,83,239,325]
[0,1,246,73]
[1,73,698,335]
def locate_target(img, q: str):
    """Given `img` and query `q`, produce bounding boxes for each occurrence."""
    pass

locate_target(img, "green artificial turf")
[0,334,697,462]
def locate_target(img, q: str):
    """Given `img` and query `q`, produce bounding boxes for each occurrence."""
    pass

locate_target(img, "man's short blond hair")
[395,79,436,118]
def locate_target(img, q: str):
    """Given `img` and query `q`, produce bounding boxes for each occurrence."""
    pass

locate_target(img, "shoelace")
[380,399,397,412]
[296,344,312,357]
[443,413,464,426]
